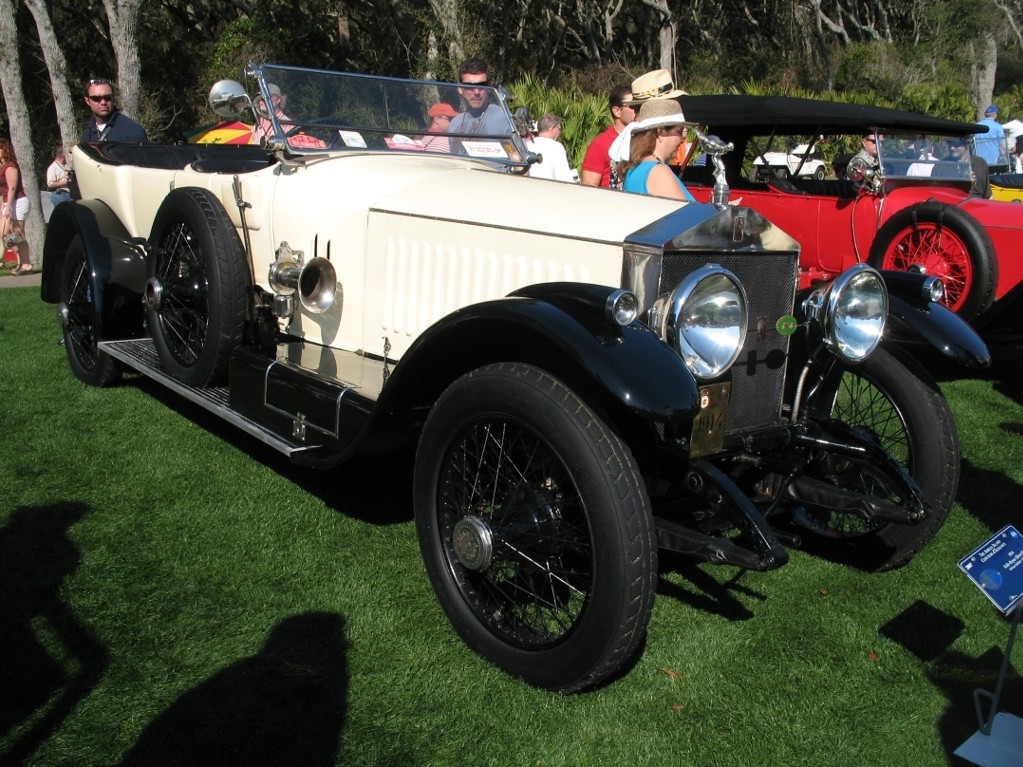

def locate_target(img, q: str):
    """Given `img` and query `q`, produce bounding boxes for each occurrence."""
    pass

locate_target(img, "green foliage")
[508,75,610,170]
[3,287,1023,766]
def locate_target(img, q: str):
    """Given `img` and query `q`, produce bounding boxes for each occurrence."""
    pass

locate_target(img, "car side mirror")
[209,80,252,119]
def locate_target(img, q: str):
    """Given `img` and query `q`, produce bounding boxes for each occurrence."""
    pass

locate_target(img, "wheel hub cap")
[452,516,494,571]
[144,277,164,310]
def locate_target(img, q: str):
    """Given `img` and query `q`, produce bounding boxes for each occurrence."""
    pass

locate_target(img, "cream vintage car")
[41,63,989,693]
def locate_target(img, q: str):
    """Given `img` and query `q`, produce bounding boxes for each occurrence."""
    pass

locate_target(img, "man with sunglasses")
[850,132,881,173]
[448,59,511,142]
[80,78,148,144]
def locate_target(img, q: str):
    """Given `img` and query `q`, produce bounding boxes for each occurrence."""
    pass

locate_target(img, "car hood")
[368,161,687,245]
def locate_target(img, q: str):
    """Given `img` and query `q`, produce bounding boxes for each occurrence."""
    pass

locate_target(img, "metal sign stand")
[955,526,1023,766]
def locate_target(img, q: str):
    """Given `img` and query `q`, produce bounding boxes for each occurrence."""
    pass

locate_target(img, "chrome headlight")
[805,264,887,363]
[658,265,748,380]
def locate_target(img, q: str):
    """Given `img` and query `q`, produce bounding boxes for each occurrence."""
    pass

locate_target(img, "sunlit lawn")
[2,286,1021,767]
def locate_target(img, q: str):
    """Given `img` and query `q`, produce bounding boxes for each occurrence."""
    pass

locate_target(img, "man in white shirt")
[528,114,578,183]
[46,146,72,220]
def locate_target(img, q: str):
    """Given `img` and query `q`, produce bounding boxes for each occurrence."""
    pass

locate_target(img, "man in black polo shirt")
[80,78,148,143]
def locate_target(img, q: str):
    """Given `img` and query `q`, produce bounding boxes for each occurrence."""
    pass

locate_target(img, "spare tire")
[869,202,997,322]
[145,187,251,386]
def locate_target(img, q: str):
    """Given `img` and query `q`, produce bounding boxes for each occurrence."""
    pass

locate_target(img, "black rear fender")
[42,200,148,341]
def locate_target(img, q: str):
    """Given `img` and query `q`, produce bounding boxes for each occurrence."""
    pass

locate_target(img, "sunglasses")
[460,80,489,89]
[88,94,114,103]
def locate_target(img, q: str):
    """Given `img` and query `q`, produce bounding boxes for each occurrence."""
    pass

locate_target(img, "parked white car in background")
[752,142,827,180]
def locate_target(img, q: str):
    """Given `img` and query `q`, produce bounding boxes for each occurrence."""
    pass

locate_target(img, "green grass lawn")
[2,286,1021,767]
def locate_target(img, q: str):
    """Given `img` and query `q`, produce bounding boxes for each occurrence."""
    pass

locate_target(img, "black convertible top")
[679,95,986,137]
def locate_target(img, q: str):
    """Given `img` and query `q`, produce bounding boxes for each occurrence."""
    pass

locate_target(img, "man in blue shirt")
[448,60,512,139]
[975,104,1005,166]
[80,78,148,143]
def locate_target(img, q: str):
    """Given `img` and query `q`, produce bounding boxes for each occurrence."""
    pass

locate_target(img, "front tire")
[869,202,997,321]
[145,188,251,386]
[413,363,657,693]
[59,236,121,387]
[795,347,960,570]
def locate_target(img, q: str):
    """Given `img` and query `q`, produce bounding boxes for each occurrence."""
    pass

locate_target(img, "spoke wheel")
[146,188,250,386]
[795,347,960,570]
[870,202,997,321]
[60,236,121,387]
[414,363,656,692]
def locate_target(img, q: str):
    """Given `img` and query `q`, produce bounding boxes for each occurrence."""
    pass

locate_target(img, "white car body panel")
[73,146,686,356]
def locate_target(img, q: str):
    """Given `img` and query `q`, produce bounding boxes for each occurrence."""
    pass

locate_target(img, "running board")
[99,338,316,458]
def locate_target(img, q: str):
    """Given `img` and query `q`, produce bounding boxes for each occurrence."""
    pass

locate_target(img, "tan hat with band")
[624,69,687,105]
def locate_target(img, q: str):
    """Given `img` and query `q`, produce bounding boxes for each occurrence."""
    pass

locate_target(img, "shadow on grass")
[957,459,1023,535]
[878,600,1022,764]
[131,375,415,526]
[115,611,349,767]
[656,552,763,621]
[0,502,109,767]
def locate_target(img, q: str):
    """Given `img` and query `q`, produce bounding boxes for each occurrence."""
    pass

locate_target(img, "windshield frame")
[245,62,531,167]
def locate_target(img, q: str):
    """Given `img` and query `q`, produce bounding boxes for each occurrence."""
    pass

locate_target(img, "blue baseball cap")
[985,104,998,115]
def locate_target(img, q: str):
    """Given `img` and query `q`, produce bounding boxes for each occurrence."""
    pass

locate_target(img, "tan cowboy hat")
[623,69,687,105]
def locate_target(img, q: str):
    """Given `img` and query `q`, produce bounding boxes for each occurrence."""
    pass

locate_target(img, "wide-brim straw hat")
[608,98,691,163]
[631,98,688,132]
[624,69,687,105]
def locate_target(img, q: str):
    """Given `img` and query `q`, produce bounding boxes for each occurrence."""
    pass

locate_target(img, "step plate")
[99,338,313,457]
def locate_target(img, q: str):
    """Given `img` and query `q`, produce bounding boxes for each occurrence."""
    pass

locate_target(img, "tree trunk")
[0,0,45,268]
[23,0,78,152]
[102,0,144,120]
[973,32,998,119]
[428,0,464,68]
[641,0,675,73]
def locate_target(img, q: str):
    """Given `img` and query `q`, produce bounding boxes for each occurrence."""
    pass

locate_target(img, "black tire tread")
[414,362,657,693]
[147,187,250,386]
[61,237,122,387]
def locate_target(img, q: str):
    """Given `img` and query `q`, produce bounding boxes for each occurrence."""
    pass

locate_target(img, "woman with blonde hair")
[609,98,694,200]
[0,138,33,274]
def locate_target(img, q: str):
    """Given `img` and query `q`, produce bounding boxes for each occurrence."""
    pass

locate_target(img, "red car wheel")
[869,202,997,321]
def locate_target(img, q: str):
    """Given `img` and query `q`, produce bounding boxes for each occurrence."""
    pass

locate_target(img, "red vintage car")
[678,95,1023,329]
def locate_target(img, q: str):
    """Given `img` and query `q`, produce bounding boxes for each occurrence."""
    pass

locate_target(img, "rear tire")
[414,363,657,692]
[145,188,250,386]
[60,237,121,387]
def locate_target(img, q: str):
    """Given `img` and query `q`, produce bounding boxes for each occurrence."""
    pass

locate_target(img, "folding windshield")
[247,63,526,164]
[877,134,974,181]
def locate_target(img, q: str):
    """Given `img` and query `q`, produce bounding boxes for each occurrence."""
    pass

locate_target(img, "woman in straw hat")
[608,98,694,201]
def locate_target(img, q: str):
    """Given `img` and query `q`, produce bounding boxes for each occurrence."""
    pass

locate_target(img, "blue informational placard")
[959,525,1023,615]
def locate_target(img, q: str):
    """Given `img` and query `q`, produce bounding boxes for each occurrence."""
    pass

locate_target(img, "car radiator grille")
[660,252,799,434]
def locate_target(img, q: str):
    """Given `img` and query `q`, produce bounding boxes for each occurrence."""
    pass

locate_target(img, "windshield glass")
[877,133,974,181]
[248,63,525,163]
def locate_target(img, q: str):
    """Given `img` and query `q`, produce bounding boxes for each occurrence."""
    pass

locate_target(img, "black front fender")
[794,273,991,370]
[378,283,702,431]
[42,199,147,342]
[885,292,991,369]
